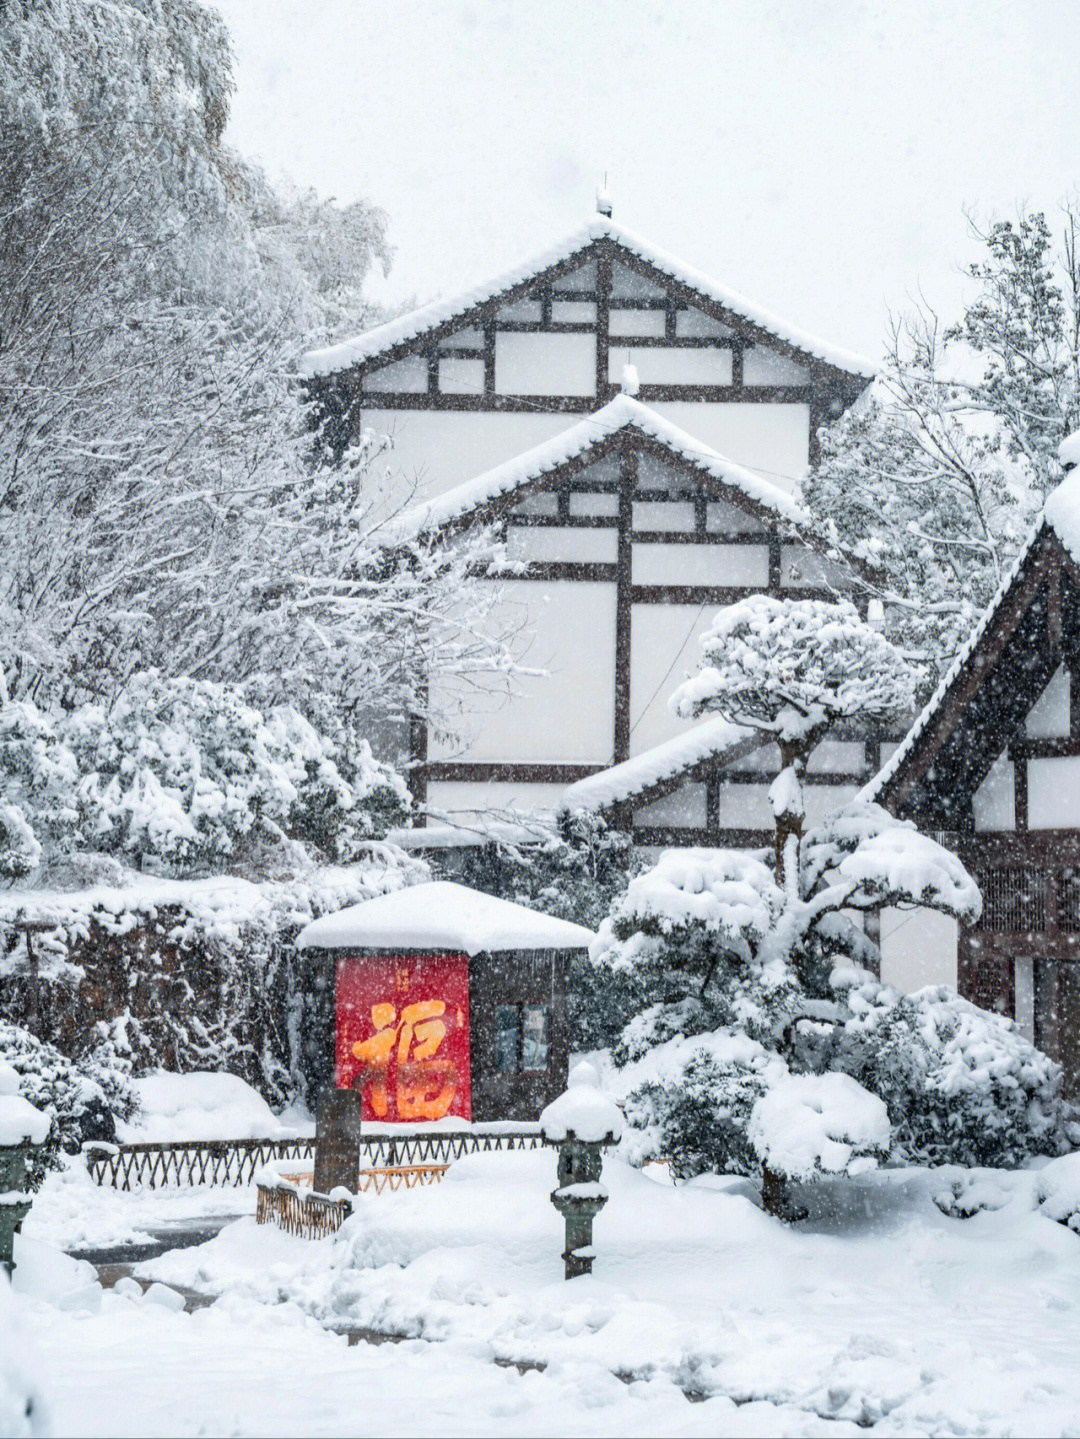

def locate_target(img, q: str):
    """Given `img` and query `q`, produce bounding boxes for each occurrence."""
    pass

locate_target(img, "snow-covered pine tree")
[802,205,1080,682]
[595,597,1066,1213]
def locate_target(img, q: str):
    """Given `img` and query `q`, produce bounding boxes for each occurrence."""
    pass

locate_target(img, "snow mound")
[1034,1151,1080,1233]
[117,1071,297,1143]
[749,1072,890,1181]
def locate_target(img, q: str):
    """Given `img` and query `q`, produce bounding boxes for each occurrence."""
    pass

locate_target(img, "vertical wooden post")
[314,1088,363,1195]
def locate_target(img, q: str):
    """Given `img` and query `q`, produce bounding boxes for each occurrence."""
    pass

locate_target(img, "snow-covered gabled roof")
[560,717,765,813]
[867,468,1080,808]
[384,395,809,541]
[300,217,875,385]
[295,879,594,953]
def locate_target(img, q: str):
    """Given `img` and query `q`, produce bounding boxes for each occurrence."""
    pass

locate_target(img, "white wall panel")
[438,358,484,394]
[705,500,767,535]
[1028,756,1080,828]
[716,783,774,829]
[551,301,596,324]
[507,527,617,564]
[633,501,694,531]
[438,327,483,349]
[651,402,810,490]
[1026,664,1070,738]
[675,309,735,339]
[360,410,578,502]
[609,309,667,338]
[553,261,597,290]
[742,347,811,386]
[610,263,666,299]
[498,299,543,323]
[636,452,694,494]
[426,781,567,816]
[802,784,858,826]
[495,331,595,396]
[430,581,615,765]
[512,493,558,518]
[807,740,867,775]
[628,605,715,754]
[632,783,708,828]
[633,542,768,587]
[608,346,733,387]
[880,907,957,992]
[569,491,619,517]
[361,356,428,393]
[973,751,1014,831]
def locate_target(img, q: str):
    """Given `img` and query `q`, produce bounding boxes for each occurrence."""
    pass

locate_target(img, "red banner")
[335,954,471,1123]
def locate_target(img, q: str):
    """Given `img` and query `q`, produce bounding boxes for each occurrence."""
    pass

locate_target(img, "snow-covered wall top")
[867,469,1080,806]
[299,218,876,382]
[560,715,762,812]
[386,396,809,539]
[296,879,595,954]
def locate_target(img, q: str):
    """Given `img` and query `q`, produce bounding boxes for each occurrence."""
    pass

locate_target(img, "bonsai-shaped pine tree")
[593,597,1064,1216]
[671,594,915,897]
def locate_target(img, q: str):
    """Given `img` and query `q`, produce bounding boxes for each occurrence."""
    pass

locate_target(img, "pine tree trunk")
[773,741,806,897]
[761,1164,789,1218]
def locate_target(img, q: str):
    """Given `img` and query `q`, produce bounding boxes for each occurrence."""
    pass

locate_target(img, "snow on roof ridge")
[560,716,762,812]
[296,878,594,953]
[299,217,876,380]
[381,395,808,543]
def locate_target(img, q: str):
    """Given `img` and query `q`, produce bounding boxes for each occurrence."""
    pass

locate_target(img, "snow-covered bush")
[1034,1152,1080,1234]
[0,1020,137,1185]
[812,980,1065,1168]
[0,674,409,877]
[748,1072,890,1191]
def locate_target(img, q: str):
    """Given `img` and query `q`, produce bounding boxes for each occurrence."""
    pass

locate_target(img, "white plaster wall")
[879,907,958,992]
[495,331,595,397]
[802,784,858,826]
[973,750,1015,831]
[608,346,733,386]
[650,402,810,489]
[632,541,768,587]
[716,782,774,828]
[429,580,615,765]
[632,782,708,828]
[360,409,579,502]
[1028,756,1080,829]
[628,603,715,754]
[507,527,618,564]
[426,781,567,816]
[1027,664,1070,738]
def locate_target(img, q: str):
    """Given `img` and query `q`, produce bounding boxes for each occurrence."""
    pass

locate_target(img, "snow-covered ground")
[10,1145,1080,1435]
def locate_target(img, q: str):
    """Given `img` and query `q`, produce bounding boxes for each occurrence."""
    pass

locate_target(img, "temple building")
[870,439,1080,1090]
[301,208,878,848]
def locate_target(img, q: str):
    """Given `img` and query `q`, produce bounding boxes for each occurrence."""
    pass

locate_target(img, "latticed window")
[977,867,1048,932]
[1059,868,1080,932]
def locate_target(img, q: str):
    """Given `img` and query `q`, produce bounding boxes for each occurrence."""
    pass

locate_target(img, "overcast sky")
[213,0,1078,362]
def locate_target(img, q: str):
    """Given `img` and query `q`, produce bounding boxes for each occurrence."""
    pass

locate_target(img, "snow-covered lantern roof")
[296,880,594,955]
[540,1060,623,1146]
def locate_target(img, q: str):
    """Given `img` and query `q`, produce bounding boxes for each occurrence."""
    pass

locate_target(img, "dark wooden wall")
[468,948,570,1121]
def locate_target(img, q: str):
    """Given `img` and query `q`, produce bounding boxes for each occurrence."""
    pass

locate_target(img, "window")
[493,1004,551,1073]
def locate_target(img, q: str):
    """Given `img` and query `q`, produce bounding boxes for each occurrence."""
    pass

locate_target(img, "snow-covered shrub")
[817,980,1066,1168]
[1034,1152,1080,1234]
[0,675,409,877]
[0,1020,137,1185]
[932,1170,1014,1220]
[748,1072,890,1185]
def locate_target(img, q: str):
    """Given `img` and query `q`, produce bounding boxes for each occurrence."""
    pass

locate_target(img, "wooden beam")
[614,448,634,763]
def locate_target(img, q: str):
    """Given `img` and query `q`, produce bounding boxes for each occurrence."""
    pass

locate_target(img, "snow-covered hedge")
[0,1020,136,1185]
[0,849,425,1111]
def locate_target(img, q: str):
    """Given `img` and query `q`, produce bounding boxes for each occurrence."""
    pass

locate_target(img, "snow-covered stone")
[296,880,594,954]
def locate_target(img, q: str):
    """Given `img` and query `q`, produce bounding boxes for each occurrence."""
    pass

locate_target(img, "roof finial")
[596,173,612,219]
[620,354,639,397]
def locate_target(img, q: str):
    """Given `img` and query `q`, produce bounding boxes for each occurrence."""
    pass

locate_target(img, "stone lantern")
[539,1060,623,1279]
[0,1063,50,1276]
